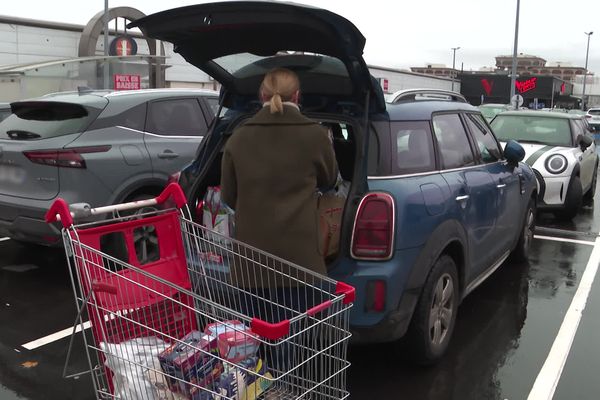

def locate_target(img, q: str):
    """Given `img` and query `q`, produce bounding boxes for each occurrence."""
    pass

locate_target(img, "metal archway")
[79,7,166,87]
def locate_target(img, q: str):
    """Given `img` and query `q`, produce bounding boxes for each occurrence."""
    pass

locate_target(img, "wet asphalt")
[0,191,599,399]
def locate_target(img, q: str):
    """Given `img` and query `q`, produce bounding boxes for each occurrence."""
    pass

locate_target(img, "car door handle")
[158,151,179,159]
[455,195,470,202]
[496,183,507,189]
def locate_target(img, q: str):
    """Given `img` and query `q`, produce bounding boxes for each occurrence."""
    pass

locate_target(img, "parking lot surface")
[0,191,599,400]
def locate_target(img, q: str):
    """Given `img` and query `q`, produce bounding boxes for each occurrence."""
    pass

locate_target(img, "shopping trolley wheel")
[403,254,458,365]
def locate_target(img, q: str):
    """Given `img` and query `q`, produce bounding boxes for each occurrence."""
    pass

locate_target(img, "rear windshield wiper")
[6,130,41,140]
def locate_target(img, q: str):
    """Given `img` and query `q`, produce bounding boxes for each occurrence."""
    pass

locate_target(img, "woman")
[220,67,338,284]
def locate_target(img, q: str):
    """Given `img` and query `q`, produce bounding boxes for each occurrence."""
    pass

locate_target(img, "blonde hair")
[260,68,300,114]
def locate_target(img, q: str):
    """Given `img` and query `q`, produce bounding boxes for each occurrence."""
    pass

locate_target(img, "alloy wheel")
[429,273,454,349]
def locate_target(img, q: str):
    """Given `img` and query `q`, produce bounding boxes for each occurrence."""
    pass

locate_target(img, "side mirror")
[504,140,525,165]
[577,134,593,150]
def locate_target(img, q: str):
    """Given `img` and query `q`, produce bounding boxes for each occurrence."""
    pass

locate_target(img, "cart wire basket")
[46,183,355,400]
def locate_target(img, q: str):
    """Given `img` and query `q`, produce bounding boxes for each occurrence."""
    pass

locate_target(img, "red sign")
[109,35,138,56]
[113,74,141,90]
[383,79,389,92]
[515,77,537,94]
[116,38,132,56]
[560,82,566,94]
[481,79,494,96]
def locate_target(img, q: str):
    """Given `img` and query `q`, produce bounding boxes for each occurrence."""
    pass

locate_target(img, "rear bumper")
[330,247,423,344]
[0,196,63,245]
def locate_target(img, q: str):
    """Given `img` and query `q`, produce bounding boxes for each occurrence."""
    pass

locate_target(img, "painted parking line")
[0,237,10,242]
[528,235,600,400]
[21,321,91,351]
[534,234,595,246]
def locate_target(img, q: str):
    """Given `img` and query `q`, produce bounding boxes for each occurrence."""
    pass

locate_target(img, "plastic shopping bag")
[101,337,178,400]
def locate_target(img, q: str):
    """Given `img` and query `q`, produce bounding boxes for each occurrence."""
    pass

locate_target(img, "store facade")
[460,73,578,109]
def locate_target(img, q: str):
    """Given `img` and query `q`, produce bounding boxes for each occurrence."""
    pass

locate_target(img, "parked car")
[131,1,537,364]
[586,107,600,132]
[478,103,513,123]
[0,103,11,122]
[491,111,598,219]
[0,88,218,245]
[387,88,465,104]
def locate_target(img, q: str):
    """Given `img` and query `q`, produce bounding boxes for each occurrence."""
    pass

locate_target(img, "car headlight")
[545,154,568,174]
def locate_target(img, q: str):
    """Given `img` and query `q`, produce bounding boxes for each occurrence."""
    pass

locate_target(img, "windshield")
[491,115,573,146]
[589,109,600,116]
[0,102,99,140]
[479,106,506,122]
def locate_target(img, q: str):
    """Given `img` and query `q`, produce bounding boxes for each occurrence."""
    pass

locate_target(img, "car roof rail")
[388,88,468,104]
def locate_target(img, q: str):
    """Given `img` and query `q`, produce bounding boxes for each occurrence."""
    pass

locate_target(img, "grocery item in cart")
[214,357,272,400]
[205,320,247,339]
[158,331,221,394]
[100,337,170,400]
[200,186,234,238]
[216,328,259,363]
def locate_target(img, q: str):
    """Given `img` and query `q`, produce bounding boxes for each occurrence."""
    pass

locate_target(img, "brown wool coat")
[220,104,338,286]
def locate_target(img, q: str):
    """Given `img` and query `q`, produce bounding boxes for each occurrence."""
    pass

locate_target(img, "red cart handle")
[155,183,188,208]
[45,198,73,228]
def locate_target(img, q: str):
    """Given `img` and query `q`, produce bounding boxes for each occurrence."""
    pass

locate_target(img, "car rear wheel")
[554,176,583,221]
[405,254,459,365]
[510,198,536,262]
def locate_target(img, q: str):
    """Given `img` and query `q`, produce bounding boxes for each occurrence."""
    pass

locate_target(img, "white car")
[586,107,600,132]
[491,111,598,220]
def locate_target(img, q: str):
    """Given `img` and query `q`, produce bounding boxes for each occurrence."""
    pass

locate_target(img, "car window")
[205,97,222,116]
[391,121,435,174]
[432,114,475,169]
[146,98,207,136]
[588,109,600,116]
[491,115,572,147]
[464,113,502,163]
[0,102,100,140]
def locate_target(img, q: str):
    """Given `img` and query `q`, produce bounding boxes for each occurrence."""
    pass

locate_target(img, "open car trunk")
[188,114,362,265]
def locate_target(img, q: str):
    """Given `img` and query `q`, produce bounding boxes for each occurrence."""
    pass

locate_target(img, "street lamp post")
[451,46,460,92]
[581,31,593,111]
[103,0,110,89]
[509,0,521,102]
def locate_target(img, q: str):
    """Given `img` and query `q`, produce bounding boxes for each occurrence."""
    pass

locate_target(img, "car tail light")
[351,192,395,260]
[586,115,592,118]
[24,146,111,168]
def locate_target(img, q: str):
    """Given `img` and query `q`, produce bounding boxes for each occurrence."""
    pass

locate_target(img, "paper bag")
[318,193,345,258]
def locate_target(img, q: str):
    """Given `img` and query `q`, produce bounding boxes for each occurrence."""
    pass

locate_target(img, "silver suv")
[0,89,218,245]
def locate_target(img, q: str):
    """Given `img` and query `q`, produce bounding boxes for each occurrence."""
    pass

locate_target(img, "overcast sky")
[2,0,599,74]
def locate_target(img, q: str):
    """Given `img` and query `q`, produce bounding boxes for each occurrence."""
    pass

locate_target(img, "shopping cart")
[46,183,355,400]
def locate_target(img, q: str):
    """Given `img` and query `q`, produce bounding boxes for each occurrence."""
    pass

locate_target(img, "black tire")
[554,176,583,221]
[510,198,536,262]
[405,255,459,365]
[583,162,598,204]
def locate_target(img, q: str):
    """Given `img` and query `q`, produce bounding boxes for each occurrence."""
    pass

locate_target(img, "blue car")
[132,1,537,364]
